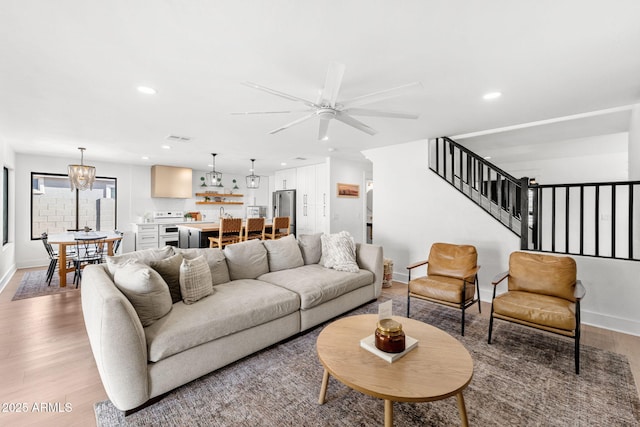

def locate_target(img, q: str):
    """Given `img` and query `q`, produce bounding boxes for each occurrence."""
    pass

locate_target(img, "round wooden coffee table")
[316,314,473,427]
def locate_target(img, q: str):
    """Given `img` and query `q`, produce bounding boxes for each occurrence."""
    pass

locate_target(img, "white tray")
[360,334,418,363]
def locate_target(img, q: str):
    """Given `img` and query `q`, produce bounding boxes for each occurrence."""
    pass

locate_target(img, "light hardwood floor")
[0,269,638,426]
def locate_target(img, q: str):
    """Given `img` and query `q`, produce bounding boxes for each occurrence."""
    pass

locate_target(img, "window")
[30,172,117,239]
[3,167,8,246]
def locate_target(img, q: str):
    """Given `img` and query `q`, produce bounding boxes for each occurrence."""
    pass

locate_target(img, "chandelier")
[68,147,96,191]
[206,153,223,187]
[246,159,260,189]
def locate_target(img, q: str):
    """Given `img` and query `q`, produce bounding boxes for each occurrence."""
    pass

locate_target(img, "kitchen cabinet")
[296,163,328,235]
[274,168,296,190]
[133,224,159,250]
[178,226,216,249]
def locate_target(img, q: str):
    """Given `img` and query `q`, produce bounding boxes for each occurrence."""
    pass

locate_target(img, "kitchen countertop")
[179,220,272,232]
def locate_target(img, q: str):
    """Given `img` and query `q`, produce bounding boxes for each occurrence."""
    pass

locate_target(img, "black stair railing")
[430,136,640,262]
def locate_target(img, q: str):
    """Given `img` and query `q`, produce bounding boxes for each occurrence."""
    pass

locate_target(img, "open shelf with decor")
[195,192,244,205]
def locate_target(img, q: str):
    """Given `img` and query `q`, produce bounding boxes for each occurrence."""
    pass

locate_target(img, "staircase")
[430,137,639,261]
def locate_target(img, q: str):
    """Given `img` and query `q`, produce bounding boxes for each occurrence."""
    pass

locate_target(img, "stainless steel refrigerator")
[272,189,296,236]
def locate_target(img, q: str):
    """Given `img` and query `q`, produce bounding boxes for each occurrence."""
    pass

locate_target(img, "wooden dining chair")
[209,218,243,248]
[244,217,265,241]
[264,216,290,240]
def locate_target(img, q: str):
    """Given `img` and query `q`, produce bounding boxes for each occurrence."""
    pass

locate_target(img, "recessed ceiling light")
[141,156,149,160]
[161,144,171,149]
[322,136,329,141]
[207,164,213,168]
[484,156,492,160]
[137,86,157,95]
[327,147,335,152]
[483,92,501,100]
[280,162,287,166]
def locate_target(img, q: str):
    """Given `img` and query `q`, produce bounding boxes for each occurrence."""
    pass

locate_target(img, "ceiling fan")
[234,62,421,140]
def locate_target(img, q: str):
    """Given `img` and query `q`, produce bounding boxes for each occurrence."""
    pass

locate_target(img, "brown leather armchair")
[488,251,586,374]
[406,243,481,335]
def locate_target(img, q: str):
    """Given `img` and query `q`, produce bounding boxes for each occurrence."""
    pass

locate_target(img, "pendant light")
[206,153,223,187]
[246,158,260,189]
[68,147,96,191]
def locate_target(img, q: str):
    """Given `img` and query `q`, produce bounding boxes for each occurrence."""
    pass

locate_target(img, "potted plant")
[200,177,207,187]
[184,212,193,221]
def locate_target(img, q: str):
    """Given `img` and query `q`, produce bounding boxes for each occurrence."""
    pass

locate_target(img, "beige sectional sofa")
[81,234,383,413]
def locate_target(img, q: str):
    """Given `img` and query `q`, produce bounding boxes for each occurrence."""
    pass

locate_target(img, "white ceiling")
[1,1,639,175]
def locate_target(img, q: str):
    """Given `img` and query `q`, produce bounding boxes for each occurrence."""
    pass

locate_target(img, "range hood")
[151,165,192,198]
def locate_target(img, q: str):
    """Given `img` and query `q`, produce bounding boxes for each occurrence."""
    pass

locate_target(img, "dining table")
[47,231,123,287]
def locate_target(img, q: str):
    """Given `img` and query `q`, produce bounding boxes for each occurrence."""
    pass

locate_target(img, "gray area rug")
[94,297,640,426]
[12,269,79,301]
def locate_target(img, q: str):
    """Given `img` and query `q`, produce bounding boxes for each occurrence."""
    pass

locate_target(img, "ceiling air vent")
[166,135,192,142]
[294,157,307,161]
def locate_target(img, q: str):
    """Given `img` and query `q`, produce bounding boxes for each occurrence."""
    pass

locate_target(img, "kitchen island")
[178,221,272,248]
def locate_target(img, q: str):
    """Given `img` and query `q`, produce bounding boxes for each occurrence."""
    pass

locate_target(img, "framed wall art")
[337,183,360,198]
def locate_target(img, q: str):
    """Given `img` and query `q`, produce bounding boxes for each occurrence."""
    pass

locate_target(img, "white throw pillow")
[320,231,360,273]
[179,255,213,305]
[113,260,173,327]
[263,234,304,272]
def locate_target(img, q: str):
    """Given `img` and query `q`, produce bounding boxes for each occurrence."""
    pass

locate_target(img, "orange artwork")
[337,183,360,198]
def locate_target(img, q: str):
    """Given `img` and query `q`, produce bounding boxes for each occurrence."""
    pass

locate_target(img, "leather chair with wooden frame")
[208,218,242,248]
[244,217,265,241]
[406,243,481,336]
[264,216,290,240]
[488,251,586,374]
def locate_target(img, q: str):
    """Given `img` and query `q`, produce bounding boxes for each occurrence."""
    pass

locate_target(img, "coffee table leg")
[456,392,469,427]
[318,369,330,404]
[384,399,393,427]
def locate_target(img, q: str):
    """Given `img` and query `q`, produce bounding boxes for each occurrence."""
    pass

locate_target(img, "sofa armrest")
[575,279,586,300]
[81,264,149,411]
[356,243,384,298]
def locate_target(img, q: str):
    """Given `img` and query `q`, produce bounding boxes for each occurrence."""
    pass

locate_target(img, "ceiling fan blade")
[334,112,377,136]
[342,108,419,119]
[340,82,423,108]
[231,109,313,115]
[318,117,331,140]
[319,62,346,108]
[242,81,318,108]
[269,112,316,135]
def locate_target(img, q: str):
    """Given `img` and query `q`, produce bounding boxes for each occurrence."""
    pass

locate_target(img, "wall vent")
[166,135,192,142]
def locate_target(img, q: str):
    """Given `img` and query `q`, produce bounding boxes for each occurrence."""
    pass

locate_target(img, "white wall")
[498,133,628,184]
[630,104,640,180]
[0,140,16,292]
[364,139,640,336]
[328,157,370,243]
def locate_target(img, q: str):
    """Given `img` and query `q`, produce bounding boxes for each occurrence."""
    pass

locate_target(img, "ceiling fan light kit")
[236,62,421,140]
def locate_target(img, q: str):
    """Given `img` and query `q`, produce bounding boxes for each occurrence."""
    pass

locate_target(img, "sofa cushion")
[263,235,304,272]
[320,231,359,273]
[149,253,183,303]
[224,239,269,280]
[179,255,213,304]
[113,260,173,327]
[144,279,300,362]
[508,252,577,302]
[106,246,174,276]
[298,233,322,265]
[174,247,230,285]
[258,264,373,310]
[493,290,576,331]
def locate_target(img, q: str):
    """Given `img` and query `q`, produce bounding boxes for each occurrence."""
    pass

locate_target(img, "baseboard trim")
[0,264,17,295]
